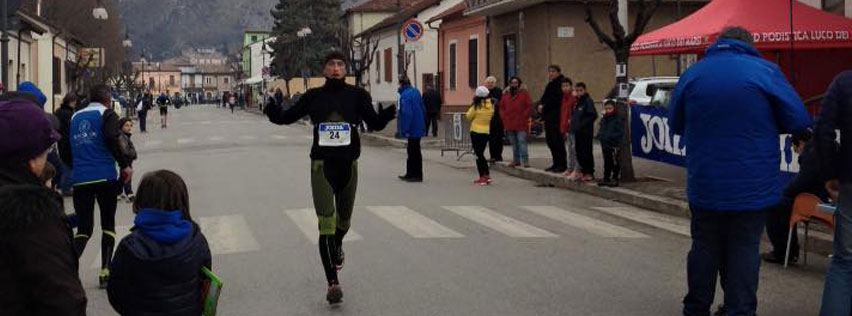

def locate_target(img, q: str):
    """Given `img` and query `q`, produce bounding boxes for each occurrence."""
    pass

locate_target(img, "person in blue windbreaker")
[668,27,813,316]
[396,76,426,183]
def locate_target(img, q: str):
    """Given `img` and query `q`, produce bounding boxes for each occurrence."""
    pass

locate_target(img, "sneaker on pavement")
[473,177,485,184]
[484,176,493,184]
[582,175,595,182]
[327,284,343,305]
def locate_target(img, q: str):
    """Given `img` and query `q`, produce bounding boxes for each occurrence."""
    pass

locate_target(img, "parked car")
[604,76,679,106]
[647,83,677,108]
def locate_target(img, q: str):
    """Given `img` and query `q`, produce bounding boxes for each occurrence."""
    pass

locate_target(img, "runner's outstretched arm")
[358,90,395,131]
[265,92,310,125]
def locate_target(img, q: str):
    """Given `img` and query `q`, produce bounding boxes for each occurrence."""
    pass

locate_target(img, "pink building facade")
[433,4,487,118]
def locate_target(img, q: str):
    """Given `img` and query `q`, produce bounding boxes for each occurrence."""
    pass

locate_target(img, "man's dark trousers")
[425,113,439,137]
[544,121,566,170]
[489,116,504,161]
[406,138,423,179]
[684,206,768,316]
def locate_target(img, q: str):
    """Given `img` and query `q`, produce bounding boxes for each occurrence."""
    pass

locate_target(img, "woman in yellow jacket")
[466,86,495,185]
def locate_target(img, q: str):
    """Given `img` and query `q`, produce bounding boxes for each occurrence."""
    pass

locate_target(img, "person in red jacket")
[559,79,581,179]
[499,77,533,167]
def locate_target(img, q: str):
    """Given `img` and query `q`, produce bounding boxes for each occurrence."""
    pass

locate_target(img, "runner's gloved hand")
[379,105,396,122]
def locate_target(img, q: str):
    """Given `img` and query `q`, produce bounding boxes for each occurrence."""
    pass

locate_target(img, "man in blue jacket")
[669,27,812,316]
[817,71,852,315]
[397,76,426,182]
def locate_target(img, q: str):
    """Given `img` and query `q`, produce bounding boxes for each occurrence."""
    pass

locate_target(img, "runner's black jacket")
[264,78,396,161]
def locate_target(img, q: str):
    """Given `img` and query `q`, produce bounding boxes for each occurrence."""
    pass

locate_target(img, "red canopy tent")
[631,0,852,108]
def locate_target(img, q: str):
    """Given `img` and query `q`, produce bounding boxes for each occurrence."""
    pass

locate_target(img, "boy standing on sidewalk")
[597,100,624,187]
[571,82,598,182]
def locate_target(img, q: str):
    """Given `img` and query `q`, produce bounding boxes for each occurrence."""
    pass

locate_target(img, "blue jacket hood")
[705,38,761,59]
[17,82,46,108]
[134,209,193,244]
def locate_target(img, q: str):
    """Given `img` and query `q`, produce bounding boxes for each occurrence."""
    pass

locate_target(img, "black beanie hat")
[323,51,347,65]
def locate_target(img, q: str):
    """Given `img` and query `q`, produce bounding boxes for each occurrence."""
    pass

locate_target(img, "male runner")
[264,51,396,304]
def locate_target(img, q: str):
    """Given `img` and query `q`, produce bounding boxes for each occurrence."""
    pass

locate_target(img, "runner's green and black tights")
[312,159,357,286]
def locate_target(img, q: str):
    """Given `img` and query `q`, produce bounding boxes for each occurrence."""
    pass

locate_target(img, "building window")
[169,75,175,86]
[375,49,381,84]
[823,0,844,14]
[384,48,392,83]
[503,35,518,87]
[224,77,230,84]
[251,35,258,42]
[449,42,457,90]
[468,38,478,89]
[52,57,61,93]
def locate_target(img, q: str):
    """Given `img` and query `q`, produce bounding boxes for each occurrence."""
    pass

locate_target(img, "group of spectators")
[0,84,212,316]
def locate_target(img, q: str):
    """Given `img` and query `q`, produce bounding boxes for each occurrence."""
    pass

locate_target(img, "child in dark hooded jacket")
[597,100,624,187]
[117,118,137,202]
[107,170,211,316]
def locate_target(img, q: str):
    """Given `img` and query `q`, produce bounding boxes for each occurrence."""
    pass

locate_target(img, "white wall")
[249,37,275,79]
[363,0,463,103]
[34,31,53,110]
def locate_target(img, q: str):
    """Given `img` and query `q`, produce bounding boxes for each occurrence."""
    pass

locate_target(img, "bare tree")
[344,33,379,88]
[583,0,662,182]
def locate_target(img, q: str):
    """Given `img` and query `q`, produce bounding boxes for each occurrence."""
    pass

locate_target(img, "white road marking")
[285,209,363,244]
[368,206,464,238]
[90,215,261,269]
[521,206,649,238]
[198,215,261,255]
[177,138,196,144]
[593,206,691,237]
[271,135,289,140]
[443,206,557,238]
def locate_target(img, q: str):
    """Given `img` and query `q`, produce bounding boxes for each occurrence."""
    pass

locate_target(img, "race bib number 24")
[318,122,352,147]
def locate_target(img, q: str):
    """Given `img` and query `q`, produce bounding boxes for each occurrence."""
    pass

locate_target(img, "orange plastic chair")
[785,193,835,267]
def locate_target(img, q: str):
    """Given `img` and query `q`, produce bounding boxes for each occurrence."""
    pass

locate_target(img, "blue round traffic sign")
[402,20,424,42]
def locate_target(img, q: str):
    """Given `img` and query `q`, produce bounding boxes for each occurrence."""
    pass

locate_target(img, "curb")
[491,162,835,256]
[492,162,690,218]
[360,133,443,149]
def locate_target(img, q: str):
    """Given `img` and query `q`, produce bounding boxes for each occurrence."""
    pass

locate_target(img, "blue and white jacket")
[70,103,127,185]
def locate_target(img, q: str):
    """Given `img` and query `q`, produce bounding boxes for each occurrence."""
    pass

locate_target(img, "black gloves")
[379,105,397,122]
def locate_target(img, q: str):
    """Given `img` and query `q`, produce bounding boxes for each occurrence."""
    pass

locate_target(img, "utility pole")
[396,0,403,79]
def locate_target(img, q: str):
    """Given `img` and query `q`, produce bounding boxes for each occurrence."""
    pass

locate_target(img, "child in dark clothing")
[107,170,212,316]
[118,118,137,202]
[597,100,625,187]
[571,82,598,182]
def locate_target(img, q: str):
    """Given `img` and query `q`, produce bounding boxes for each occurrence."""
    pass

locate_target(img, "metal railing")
[441,112,474,160]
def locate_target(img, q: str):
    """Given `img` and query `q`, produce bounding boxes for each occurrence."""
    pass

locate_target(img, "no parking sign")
[402,20,424,42]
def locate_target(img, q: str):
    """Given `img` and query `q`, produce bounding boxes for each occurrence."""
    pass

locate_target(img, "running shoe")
[327,284,343,304]
[99,268,110,289]
[581,174,595,183]
[484,176,493,184]
[473,177,485,184]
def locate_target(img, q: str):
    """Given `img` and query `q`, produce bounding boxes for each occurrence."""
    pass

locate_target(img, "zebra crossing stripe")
[592,206,691,237]
[443,206,557,238]
[521,206,649,239]
[177,138,196,144]
[368,206,464,238]
[284,209,363,244]
[198,215,261,255]
[271,135,288,140]
[90,215,260,269]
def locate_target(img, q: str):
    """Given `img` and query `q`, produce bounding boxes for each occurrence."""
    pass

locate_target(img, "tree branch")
[583,1,616,49]
[608,0,627,42]
[626,0,662,44]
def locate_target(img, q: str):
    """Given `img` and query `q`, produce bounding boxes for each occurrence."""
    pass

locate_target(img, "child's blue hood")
[134,208,193,244]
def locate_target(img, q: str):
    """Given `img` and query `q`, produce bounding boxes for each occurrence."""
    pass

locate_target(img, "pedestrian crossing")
[86,204,688,269]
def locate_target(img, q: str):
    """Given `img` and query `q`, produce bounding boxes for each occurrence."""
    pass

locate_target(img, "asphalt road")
[76,104,827,316]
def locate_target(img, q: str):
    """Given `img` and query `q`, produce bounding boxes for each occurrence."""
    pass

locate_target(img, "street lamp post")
[122,31,132,117]
[297,27,312,92]
[92,0,108,83]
